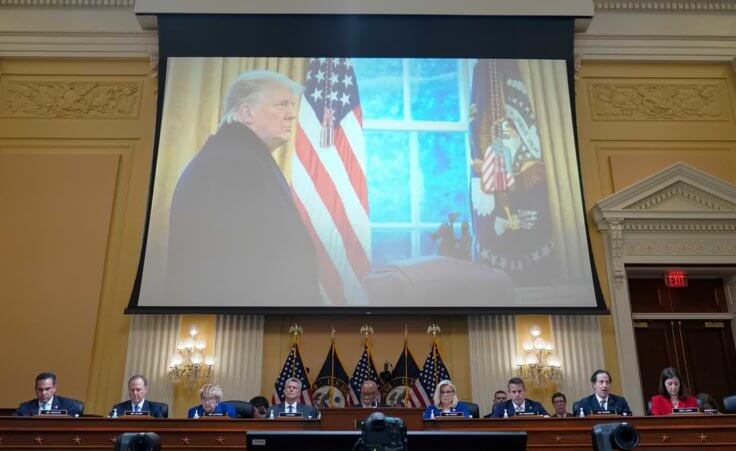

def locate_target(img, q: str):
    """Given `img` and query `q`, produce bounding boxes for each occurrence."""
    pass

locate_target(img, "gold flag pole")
[329,325,336,408]
[288,324,303,378]
[427,324,442,391]
[403,325,409,407]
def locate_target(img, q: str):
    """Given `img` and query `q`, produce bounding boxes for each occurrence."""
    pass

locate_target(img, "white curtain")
[121,314,180,406]
[551,315,606,407]
[468,315,517,416]
[214,314,264,401]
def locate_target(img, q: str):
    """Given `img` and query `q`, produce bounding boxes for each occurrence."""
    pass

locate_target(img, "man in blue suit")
[14,372,82,416]
[490,377,548,417]
[573,369,632,416]
[109,375,168,418]
[268,378,318,419]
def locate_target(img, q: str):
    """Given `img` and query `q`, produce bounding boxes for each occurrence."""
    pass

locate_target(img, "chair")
[157,403,169,419]
[723,395,736,414]
[462,401,479,418]
[224,400,254,418]
[68,398,84,416]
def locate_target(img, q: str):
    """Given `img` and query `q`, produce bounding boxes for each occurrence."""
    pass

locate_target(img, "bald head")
[360,380,380,407]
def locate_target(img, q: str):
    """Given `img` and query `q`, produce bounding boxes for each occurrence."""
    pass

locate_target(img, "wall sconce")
[168,325,215,389]
[515,325,561,388]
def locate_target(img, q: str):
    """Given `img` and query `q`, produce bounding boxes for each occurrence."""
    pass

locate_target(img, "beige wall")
[0,58,157,413]
[2,57,736,414]
[574,61,736,393]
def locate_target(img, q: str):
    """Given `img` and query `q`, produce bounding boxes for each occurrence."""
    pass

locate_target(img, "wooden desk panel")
[0,413,734,450]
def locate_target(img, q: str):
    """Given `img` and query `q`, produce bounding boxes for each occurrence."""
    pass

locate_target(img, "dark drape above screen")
[128,13,606,314]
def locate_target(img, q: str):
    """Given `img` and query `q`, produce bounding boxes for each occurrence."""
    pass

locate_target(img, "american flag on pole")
[411,338,451,408]
[348,336,381,406]
[292,57,371,305]
[272,339,313,405]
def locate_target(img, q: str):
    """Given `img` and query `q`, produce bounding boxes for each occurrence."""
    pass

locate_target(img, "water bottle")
[503,409,508,418]
[193,410,199,419]
[111,408,118,418]
[579,407,585,417]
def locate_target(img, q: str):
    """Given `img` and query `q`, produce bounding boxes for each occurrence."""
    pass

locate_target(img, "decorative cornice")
[0,0,134,7]
[0,32,157,58]
[595,1,736,13]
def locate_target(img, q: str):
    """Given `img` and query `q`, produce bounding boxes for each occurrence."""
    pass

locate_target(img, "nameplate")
[123,411,150,416]
[703,409,718,415]
[205,412,225,417]
[440,412,464,417]
[279,412,303,418]
[593,410,615,415]
[673,408,699,414]
[515,412,537,416]
[39,410,67,416]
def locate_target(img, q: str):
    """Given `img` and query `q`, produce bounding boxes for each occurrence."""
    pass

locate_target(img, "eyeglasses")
[201,397,218,404]
[440,390,455,395]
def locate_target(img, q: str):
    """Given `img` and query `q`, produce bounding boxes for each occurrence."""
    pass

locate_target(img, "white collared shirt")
[132,399,146,412]
[513,401,525,413]
[39,397,54,413]
[596,395,608,411]
[285,402,298,413]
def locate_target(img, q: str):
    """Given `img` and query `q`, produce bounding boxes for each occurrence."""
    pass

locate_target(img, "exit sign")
[665,271,688,288]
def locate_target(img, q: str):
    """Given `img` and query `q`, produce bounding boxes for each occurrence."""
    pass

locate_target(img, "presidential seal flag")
[381,336,421,407]
[469,59,557,286]
[311,336,352,408]
[272,332,313,405]
[292,57,371,306]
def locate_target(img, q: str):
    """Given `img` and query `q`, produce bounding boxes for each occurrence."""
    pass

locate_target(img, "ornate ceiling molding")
[595,1,736,13]
[0,0,134,7]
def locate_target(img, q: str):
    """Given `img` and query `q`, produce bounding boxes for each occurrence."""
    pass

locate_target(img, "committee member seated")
[551,392,572,418]
[423,380,471,419]
[490,377,548,417]
[650,367,697,415]
[109,375,168,418]
[574,369,632,416]
[187,384,236,418]
[483,390,508,418]
[250,396,270,418]
[14,372,82,417]
[358,380,387,408]
[268,377,318,418]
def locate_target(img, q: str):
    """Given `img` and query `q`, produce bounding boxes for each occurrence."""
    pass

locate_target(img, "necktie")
[600,400,606,410]
[135,404,140,413]
[288,405,293,413]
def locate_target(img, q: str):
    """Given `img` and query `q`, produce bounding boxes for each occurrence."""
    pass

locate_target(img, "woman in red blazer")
[650,367,698,415]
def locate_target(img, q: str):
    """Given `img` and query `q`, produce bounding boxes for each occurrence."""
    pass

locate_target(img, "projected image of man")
[166,71,322,306]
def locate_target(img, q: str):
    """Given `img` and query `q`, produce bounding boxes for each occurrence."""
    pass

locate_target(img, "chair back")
[223,400,254,418]
[462,401,479,418]
[158,403,169,418]
[723,395,736,414]
[68,398,84,416]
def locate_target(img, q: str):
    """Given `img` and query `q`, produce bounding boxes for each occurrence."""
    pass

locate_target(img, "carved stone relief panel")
[0,76,143,119]
[588,81,730,121]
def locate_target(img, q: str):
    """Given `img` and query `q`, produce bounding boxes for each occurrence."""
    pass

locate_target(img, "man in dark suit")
[483,390,508,418]
[551,392,572,418]
[573,369,632,416]
[268,378,318,418]
[109,375,168,418]
[358,380,388,408]
[166,70,322,308]
[490,377,548,417]
[14,372,82,416]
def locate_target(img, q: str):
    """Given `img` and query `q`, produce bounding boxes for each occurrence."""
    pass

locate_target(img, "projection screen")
[132,56,599,311]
